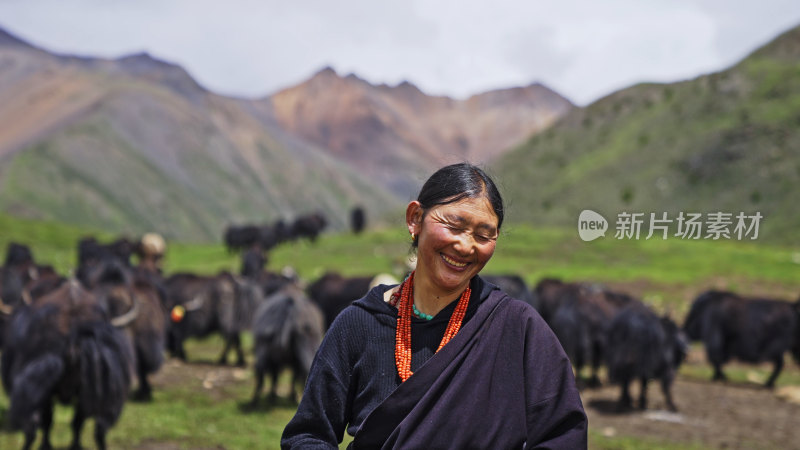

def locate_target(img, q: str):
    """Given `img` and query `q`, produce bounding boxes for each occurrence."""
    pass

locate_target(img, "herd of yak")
[222,208,364,253]
[0,229,799,449]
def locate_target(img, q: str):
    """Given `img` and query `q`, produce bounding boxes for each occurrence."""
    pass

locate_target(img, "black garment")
[281,276,587,449]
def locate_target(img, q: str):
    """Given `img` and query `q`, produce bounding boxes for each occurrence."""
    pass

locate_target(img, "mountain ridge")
[266,66,572,197]
[493,23,800,244]
[0,28,401,240]
[0,25,571,240]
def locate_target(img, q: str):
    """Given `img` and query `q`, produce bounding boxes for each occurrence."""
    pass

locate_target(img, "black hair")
[412,163,504,247]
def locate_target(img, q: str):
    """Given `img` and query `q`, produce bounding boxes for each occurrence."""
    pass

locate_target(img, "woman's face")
[407,195,499,294]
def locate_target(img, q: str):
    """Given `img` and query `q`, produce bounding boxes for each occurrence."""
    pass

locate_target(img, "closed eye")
[445,224,465,233]
[445,224,495,242]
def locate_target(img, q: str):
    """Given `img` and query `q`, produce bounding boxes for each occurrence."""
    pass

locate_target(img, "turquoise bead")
[412,303,433,320]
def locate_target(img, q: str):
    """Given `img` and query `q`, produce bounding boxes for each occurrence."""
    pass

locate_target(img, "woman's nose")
[452,232,475,253]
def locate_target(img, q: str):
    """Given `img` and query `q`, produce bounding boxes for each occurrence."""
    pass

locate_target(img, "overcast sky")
[1,0,799,105]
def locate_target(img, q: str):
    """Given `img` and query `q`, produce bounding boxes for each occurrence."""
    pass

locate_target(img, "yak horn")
[21,290,32,305]
[0,296,13,315]
[183,294,205,312]
[111,296,140,327]
[68,278,82,303]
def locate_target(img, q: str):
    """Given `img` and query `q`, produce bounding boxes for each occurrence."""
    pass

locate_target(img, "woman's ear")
[406,201,423,236]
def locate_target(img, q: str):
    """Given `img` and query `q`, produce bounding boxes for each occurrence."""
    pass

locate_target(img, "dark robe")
[282,276,587,449]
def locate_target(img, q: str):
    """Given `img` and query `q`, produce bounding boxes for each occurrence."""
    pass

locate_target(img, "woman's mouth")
[441,254,469,269]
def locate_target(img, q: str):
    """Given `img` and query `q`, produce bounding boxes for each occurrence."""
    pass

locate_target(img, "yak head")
[82,258,139,327]
[682,290,723,341]
[662,314,689,368]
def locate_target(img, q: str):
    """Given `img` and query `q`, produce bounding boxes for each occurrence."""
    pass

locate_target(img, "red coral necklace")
[393,271,471,382]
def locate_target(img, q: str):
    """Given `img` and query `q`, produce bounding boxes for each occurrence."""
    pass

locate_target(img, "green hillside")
[494,25,800,244]
[0,41,404,243]
[0,80,402,242]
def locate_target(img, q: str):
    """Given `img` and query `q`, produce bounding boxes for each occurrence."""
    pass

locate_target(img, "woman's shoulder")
[329,284,398,328]
[487,289,548,328]
[320,285,398,357]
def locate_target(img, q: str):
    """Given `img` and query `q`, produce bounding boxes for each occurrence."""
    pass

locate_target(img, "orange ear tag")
[170,305,186,323]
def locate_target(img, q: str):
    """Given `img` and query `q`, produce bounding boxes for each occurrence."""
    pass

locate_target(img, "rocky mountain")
[265,67,572,197]
[0,28,401,241]
[493,24,800,243]
[0,26,573,241]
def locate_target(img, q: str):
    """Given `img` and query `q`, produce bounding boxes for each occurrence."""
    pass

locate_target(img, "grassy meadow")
[1,213,800,449]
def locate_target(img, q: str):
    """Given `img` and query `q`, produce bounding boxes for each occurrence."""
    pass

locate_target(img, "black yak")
[164,272,263,366]
[605,303,688,411]
[75,236,135,288]
[531,278,636,387]
[255,269,297,298]
[350,206,366,234]
[482,274,536,308]
[0,265,26,311]
[290,212,327,242]
[531,277,569,323]
[83,257,167,401]
[1,280,133,450]
[241,246,267,279]
[225,221,292,253]
[307,272,397,328]
[250,284,325,405]
[4,242,34,267]
[683,290,800,387]
[1,242,47,307]
[223,224,261,253]
[77,236,134,266]
[239,244,297,297]
[259,220,291,251]
[1,243,63,349]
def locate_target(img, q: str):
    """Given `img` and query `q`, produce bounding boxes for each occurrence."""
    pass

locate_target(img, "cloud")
[0,0,798,104]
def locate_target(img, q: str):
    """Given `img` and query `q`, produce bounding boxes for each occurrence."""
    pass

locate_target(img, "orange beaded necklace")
[394,271,471,382]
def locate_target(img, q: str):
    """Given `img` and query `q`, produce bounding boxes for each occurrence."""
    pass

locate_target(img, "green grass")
[3,211,799,306]
[0,337,295,449]
[1,214,800,449]
[680,344,800,388]
[0,213,111,273]
[589,429,707,450]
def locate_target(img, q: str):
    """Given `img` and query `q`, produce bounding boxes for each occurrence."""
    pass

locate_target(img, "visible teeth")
[442,254,467,267]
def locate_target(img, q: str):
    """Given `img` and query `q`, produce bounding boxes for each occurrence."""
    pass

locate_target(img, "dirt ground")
[581,375,800,449]
[142,273,800,449]
[144,353,800,450]
[579,280,800,448]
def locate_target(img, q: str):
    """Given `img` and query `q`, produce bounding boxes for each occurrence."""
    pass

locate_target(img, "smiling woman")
[404,168,500,317]
[281,163,587,449]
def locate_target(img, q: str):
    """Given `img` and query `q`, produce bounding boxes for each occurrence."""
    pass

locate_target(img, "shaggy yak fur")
[164,272,263,366]
[82,256,167,401]
[684,290,800,387]
[1,281,133,450]
[250,284,325,405]
[605,303,688,411]
[532,278,637,387]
